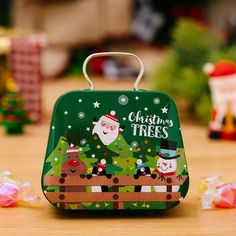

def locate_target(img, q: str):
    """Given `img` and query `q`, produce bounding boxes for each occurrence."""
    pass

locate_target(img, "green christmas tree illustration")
[45,136,68,176]
[0,79,31,134]
[107,134,139,176]
[86,133,123,175]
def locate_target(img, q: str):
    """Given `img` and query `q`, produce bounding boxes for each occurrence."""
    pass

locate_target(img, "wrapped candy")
[0,171,40,207]
[198,176,236,209]
[214,183,236,208]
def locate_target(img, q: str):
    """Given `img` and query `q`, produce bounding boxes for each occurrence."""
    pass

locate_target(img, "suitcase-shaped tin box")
[42,52,189,210]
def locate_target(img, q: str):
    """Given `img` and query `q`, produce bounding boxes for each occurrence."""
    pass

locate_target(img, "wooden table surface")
[0,78,236,236]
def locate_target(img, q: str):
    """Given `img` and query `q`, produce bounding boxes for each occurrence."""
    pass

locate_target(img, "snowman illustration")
[92,111,124,145]
[154,139,180,192]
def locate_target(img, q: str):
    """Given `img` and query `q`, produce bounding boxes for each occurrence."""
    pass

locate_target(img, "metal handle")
[82,52,144,90]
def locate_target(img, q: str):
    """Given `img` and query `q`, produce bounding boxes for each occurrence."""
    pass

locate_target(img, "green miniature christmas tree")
[0,77,30,134]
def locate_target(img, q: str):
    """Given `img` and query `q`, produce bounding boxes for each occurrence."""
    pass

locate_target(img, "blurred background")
[1,2,236,233]
[1,0,236,230]
[1,0,236,128]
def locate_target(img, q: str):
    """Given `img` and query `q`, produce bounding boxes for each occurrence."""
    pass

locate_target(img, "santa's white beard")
[92,123,119,145]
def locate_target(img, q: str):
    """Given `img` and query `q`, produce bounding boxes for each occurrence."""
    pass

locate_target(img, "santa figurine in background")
[204,60,236,140]
[92,111,124,145]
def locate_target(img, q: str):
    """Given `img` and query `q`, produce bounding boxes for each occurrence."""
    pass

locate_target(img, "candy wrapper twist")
[0,171,40,207]
[198,176,236,209]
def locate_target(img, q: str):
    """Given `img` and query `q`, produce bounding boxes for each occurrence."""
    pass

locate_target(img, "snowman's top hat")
[157,139,180,160]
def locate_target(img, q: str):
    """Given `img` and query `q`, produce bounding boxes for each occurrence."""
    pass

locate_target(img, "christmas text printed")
[128,111,174,139]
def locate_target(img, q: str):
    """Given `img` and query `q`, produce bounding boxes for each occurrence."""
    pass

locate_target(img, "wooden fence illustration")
[44,175,188,209]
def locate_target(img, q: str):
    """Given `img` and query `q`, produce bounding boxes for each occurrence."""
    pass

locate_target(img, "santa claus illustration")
[204,60,236,140]
[92,111,124,145]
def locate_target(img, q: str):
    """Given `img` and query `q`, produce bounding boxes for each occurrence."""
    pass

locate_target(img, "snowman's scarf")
[154,169,175,176]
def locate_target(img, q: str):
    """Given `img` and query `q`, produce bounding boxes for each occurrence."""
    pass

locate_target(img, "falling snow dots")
[80,139,87,145]
[68,125,72,129]
[78,99,82,103]
[131,141,139,148]
[135,96,139,100]
[78,148,83,152]
[118,95,129,105]
[64,111,68,115]
[54,157,58,162]
[123,117,127,121]
[91,154,96,158]
[86,127,90,131]
[78,112,85,119]
[51,125,55,130]
[136,159,142,165]
[153,97,160,105]
[97,145,101,149]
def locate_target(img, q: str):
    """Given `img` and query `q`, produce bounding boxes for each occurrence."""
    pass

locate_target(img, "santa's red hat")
[203,60,236,78]
[102,111,119,126]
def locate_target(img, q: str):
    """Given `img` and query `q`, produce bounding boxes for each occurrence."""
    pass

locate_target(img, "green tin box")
[42,52,189,210]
